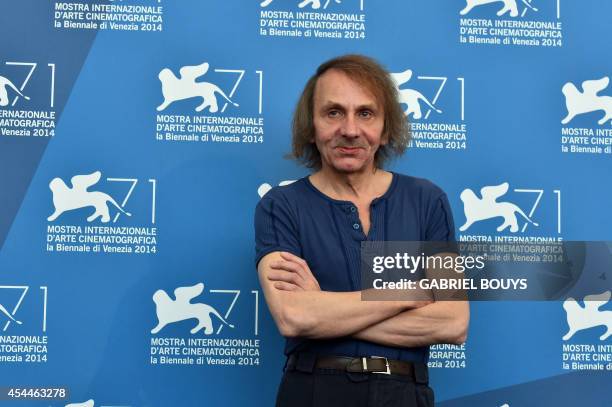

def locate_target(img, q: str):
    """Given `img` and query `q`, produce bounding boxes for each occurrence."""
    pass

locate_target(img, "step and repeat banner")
[0,1,611,406]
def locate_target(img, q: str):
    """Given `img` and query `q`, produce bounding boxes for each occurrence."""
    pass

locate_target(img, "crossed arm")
[257,251,469,347]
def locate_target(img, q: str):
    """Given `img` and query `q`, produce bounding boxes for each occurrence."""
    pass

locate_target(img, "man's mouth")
[336,146,362,154]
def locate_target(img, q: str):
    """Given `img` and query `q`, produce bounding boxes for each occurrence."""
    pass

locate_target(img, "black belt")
[285,353,428,383]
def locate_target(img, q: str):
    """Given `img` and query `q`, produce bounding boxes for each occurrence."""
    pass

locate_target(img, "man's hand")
[268,251,321,292]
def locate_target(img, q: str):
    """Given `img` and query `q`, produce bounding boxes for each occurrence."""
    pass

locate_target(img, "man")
[255,55,469,407]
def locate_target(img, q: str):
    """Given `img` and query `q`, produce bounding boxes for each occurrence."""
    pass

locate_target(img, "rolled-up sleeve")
[254,190,302,268]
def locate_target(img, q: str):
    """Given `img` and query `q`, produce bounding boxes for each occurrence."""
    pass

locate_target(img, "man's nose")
[340,114,359,137]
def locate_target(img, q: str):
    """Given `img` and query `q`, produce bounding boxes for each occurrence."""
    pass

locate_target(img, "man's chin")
[329,160,371,174]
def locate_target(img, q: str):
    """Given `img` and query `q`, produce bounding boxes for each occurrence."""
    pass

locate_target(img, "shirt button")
[353,223,360,230]
[350,206,357,213]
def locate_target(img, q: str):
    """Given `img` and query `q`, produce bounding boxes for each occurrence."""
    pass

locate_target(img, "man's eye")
[328,110,342,118]
[359,110,373,118]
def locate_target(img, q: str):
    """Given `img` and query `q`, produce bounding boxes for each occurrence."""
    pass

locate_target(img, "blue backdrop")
[0,1,610,406]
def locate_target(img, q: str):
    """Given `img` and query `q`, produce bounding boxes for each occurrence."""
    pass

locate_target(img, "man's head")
[291,54,410,172]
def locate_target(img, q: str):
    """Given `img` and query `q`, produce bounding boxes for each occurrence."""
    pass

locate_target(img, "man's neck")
[310,165,390,201]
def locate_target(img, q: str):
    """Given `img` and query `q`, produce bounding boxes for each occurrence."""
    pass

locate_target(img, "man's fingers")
[274,282,301,291]
[267,269,302,285]
[280,251,310,269]
[279,252,314,279]
[270,260,308,281]
[272,253,321,291]
[279,251,302,263]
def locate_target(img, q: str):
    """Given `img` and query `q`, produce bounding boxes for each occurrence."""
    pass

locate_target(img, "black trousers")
[275,365,435,407]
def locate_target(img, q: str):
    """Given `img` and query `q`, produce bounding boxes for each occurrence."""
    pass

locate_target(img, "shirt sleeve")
[254,190,302,268]
[425,193,459,254]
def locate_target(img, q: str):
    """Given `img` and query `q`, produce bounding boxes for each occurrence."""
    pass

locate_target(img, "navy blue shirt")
[254,172,456,363]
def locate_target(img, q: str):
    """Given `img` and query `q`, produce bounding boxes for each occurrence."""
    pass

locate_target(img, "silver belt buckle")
[363,356,391,375]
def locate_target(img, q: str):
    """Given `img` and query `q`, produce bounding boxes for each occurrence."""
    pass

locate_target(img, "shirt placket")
[345,203,365,241]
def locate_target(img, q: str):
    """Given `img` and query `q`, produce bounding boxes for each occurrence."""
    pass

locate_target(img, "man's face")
[312,69,386,174]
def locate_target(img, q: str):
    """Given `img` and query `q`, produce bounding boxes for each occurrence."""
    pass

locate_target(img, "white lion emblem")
[561,77,612,126]
[390,69,442,120]
[459,182,538,233]
[156,62,239,113]
[260,0,341,10]
[151,283,235,335]
[460,0,538,17]
[47,171,131,223]
[0,302,22,326]
[563,291,612,341]
[0,75,30,107]
[65,400,94,407]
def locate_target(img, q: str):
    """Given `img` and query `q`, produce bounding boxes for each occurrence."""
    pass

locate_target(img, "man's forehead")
[314,69,381,106]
